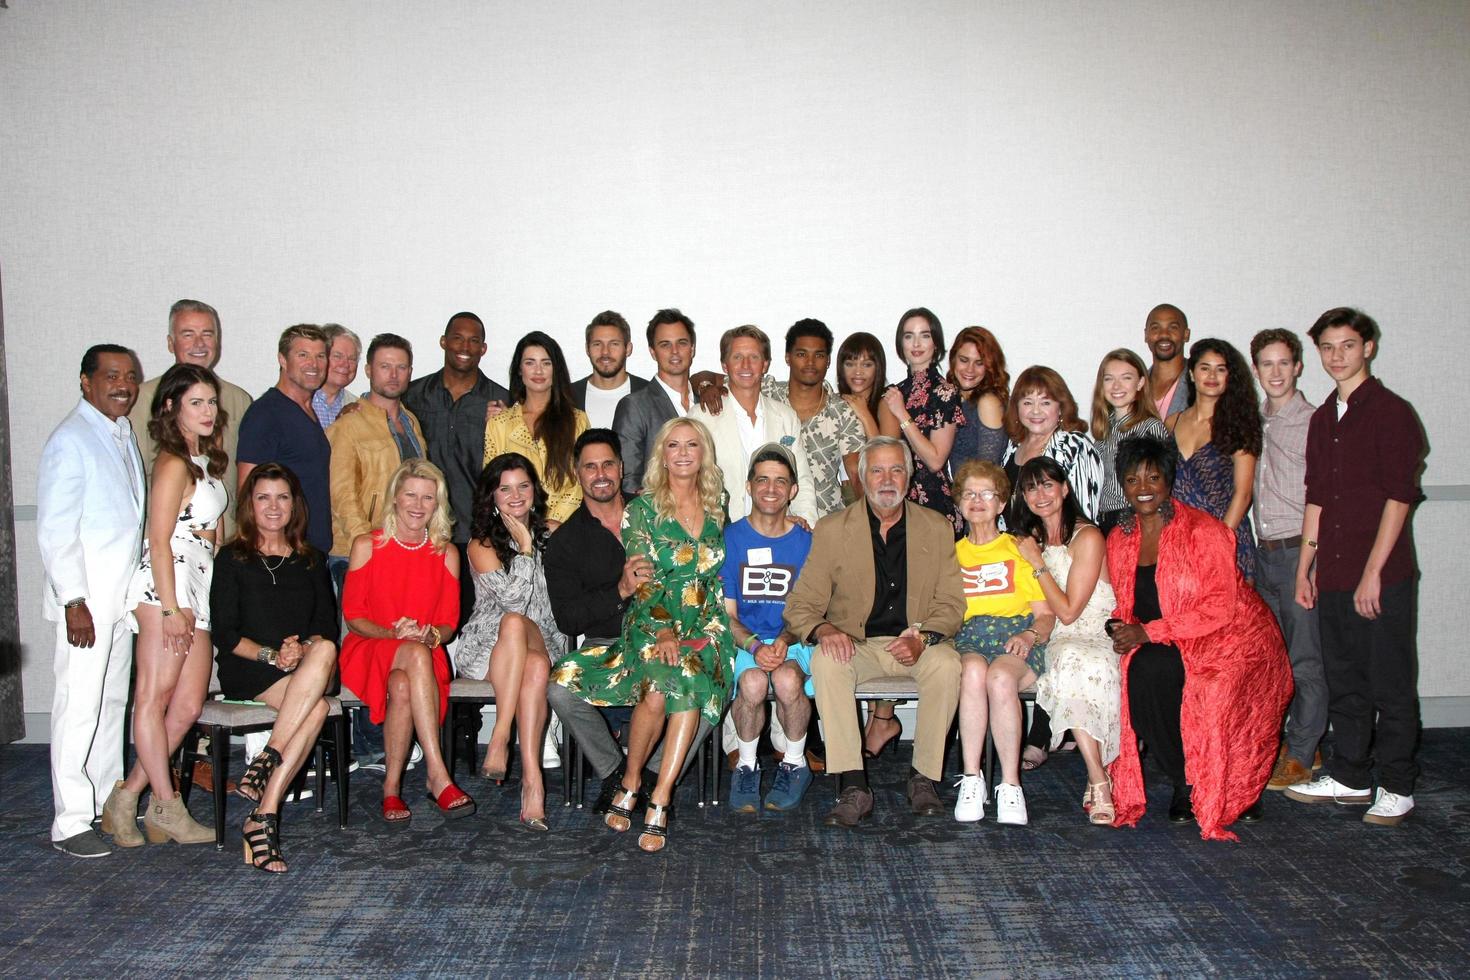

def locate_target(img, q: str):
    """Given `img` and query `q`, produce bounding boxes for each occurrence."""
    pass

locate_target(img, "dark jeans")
[1255,543,1327,764]
[1319,580,1420,795]
[1127,643,1186,788]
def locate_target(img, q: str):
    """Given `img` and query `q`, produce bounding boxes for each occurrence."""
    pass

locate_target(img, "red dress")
[340,532,461,724]
[1106,502,1292,842]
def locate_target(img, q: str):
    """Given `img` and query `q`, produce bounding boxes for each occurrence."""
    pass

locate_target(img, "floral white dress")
[126,454,228,631]
[1032,541,1122,764]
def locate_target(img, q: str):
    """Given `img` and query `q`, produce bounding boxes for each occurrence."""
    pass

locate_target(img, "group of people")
[37,298,1424,866]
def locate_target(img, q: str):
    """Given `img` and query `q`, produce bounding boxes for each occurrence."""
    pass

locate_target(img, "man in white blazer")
[693,326,818,525]
[37,345,147,857]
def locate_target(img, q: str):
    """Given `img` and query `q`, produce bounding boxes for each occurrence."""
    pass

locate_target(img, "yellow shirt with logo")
[954,533,1043,620]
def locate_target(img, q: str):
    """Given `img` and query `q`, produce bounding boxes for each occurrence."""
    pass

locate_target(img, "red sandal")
[382,795,412,828]
[427,782,477,819]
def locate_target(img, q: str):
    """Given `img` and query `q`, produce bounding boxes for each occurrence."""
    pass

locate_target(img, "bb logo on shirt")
[961,560,1015,598]
[742,564,796,598]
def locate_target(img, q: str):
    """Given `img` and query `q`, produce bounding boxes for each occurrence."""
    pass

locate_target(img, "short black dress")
[211,543,338,700]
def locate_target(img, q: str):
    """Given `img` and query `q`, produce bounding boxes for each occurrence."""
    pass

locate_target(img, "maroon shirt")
[1304,376,1422,591]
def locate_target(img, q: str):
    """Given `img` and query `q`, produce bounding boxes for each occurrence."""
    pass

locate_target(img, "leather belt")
[1259,534,1302,552]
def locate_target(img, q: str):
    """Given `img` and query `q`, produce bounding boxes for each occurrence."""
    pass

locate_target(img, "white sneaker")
[953,774,987,822]
[1283,774,1371,805]
[406,743,424,770]
[542,716,563,769]
[994,782,1028,826]
[1363,788,1414,826]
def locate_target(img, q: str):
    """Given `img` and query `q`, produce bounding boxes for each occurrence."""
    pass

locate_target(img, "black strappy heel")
[237,745,282,804]
[638,802,671,853]
[242,811,286,874]
[604,787,639,833]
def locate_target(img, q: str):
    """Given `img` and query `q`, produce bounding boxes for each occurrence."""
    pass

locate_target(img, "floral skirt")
[954,612,1045,675]
[551,634,733,728]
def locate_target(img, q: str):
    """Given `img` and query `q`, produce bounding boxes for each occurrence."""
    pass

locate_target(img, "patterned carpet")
[1,729,1467,978]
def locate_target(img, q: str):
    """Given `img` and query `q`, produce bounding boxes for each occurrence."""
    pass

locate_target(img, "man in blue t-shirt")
[721,443,816,813]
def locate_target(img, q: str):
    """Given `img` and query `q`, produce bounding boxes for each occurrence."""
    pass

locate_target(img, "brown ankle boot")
[100,781,144,848]
[143,794,214,845]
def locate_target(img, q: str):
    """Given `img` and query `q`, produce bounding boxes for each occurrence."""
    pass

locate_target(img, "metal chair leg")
[314,742,326,814]
[442,703,457,783]
[210,725,228,850]
[334,713,350,829]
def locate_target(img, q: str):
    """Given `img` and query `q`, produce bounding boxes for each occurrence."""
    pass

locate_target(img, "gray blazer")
[612,381,679,497]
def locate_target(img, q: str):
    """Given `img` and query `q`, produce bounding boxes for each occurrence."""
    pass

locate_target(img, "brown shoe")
[1312,750,1323,771]
[823,786,874,827]
[1267,754,1312,791]
[805,749,826,773]
[907,773,943,816]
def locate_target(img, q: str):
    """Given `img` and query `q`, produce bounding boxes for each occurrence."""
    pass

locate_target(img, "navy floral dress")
[893,366,966,535]
[1173,440,1257,582]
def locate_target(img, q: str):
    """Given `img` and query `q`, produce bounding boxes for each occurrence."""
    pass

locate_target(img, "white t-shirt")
[584,378,631,429]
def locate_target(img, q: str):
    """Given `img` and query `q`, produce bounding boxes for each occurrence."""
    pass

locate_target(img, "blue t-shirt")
[720,518,813,640]
[236,387,333,554]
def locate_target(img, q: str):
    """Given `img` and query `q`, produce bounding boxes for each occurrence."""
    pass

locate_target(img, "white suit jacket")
[693,393,818,524]
[37,399,147,623]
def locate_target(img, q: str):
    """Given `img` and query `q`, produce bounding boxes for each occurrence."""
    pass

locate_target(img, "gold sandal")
[604,787,638,833]
[1088,780,1115,826]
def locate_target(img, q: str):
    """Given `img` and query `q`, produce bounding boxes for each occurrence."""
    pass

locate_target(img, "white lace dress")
[1033,542,1122,764]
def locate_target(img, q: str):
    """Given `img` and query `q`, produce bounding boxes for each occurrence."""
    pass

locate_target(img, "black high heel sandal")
[237,746,282,804]
[604,787,639,833]
[242,811,286,874]
[638,802,671,853]
[862,715,902,760]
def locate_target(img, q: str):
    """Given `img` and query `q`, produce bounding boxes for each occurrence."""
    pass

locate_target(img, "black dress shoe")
[592,768,626,815]
[1238,797,1265,823]
[1168,785,1194,824]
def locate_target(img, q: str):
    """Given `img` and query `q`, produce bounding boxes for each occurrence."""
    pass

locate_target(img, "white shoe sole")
[1363,809,1412,826]
[1283,788,1371,805]
[954,811,984,823]
[996,813,1028,826]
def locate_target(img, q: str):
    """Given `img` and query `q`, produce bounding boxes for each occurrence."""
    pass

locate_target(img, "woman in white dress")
[103,364,229,847]
[1012,456,1122,827]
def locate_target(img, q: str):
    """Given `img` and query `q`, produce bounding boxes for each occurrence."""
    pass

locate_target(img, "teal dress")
[551,494,735,726]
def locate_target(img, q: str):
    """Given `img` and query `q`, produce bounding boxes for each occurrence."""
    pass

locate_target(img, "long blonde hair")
[378,458,455,552]
[642,417,726,527]
[1089,348,1161,440]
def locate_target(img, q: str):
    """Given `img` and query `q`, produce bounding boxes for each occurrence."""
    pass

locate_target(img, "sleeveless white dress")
[127,454,228,631]
[1032,540,1122,764]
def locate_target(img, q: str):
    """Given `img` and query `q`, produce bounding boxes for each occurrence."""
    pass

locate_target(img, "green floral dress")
[551,494,735,726]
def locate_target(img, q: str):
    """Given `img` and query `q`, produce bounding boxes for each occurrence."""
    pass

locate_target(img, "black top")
[544,500,630,644]
[403,369,511,543]
[865,505,909,637]
[1134,563,1162,623]
[236,388,334,553]
[210,543,337,701]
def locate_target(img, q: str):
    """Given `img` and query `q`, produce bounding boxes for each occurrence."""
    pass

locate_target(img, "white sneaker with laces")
[1363,788,1414,826]
[542,716,563,769]
[994,782,1028,826]
[953,774,987,822]
[1283,774,1371,805]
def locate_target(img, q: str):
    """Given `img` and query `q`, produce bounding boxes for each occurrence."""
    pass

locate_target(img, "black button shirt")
[403,369,510,543]
[865,505,909,637]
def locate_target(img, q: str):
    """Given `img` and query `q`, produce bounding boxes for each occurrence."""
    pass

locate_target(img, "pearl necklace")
[260,553,288,586]
[393,528,430,551]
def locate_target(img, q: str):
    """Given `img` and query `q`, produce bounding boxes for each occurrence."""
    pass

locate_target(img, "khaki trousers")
[812,636,961,781]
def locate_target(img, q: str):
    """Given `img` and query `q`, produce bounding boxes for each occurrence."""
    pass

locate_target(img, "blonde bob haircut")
[642,416,727,528]
[378,458,455,552]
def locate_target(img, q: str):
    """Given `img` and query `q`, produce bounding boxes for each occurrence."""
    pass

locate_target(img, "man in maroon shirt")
[1285,308,1423,826]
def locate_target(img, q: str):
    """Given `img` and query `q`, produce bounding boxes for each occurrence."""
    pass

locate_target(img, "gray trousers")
[1255,542,1328,764]
[546,664,712,782]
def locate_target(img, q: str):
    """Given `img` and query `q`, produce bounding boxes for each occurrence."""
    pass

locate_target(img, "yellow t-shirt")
[954,533,1044,620]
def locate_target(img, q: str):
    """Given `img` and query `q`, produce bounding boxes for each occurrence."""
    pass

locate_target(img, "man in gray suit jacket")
[1145,303,1193,418]
[612,308,697,496]
[37,345,147,858]
[570,310,649,429]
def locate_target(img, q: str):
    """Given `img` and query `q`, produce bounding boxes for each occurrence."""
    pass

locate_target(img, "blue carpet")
[1,730,1467,978]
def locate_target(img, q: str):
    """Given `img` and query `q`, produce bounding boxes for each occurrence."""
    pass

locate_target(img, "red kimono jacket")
[1106,501,1292,841]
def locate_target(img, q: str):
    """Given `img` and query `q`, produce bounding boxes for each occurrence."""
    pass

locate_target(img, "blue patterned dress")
[1173,440,1257,582]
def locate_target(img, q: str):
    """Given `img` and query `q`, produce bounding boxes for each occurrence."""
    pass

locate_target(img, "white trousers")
[50,618,132,841]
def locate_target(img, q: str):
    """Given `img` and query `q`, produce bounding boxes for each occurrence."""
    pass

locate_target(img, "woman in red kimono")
[341,458,471,827]
[1105,436,1291,841]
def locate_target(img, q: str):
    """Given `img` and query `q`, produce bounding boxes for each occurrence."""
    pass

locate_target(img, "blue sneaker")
[730,764,762,813]
[763,762,813,812]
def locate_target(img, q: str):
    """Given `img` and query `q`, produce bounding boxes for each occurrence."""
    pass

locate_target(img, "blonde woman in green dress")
[551,417,734,852]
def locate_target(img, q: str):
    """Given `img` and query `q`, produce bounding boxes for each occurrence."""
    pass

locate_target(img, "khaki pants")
[812,636,961,781]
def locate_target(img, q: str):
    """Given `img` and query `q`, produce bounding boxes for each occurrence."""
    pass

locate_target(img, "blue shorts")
[732,639,815,697]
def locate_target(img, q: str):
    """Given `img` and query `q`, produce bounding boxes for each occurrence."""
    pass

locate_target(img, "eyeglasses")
[959,489,1001,502]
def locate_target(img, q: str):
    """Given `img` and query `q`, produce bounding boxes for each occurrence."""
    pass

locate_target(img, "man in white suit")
[37,345,147,857]
[693,325,818,525]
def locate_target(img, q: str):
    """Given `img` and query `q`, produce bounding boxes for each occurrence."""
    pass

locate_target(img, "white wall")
[4,1,1468,731]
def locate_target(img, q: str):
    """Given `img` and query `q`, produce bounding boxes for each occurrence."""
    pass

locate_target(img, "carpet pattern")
[1,730,1468,978]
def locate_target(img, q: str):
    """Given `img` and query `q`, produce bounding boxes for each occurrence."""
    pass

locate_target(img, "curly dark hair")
[1010,456,1091,548]
[470,453,551,567]
[148,363,227,481]
[1115,435,1177,492]
[1184,338,1262,457]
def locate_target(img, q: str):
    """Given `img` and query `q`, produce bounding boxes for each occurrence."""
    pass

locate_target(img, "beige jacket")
[326,399,427,555]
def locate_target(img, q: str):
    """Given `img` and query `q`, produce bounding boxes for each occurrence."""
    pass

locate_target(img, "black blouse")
[210,543,337,700]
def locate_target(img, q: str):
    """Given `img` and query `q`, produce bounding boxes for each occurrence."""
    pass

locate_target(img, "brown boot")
[143,794,214,845]
[100,781,144,848]
[1267,753,1312,791]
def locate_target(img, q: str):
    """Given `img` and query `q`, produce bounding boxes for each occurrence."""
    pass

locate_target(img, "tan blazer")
[784,499,965,642]
[326,399,428,555]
